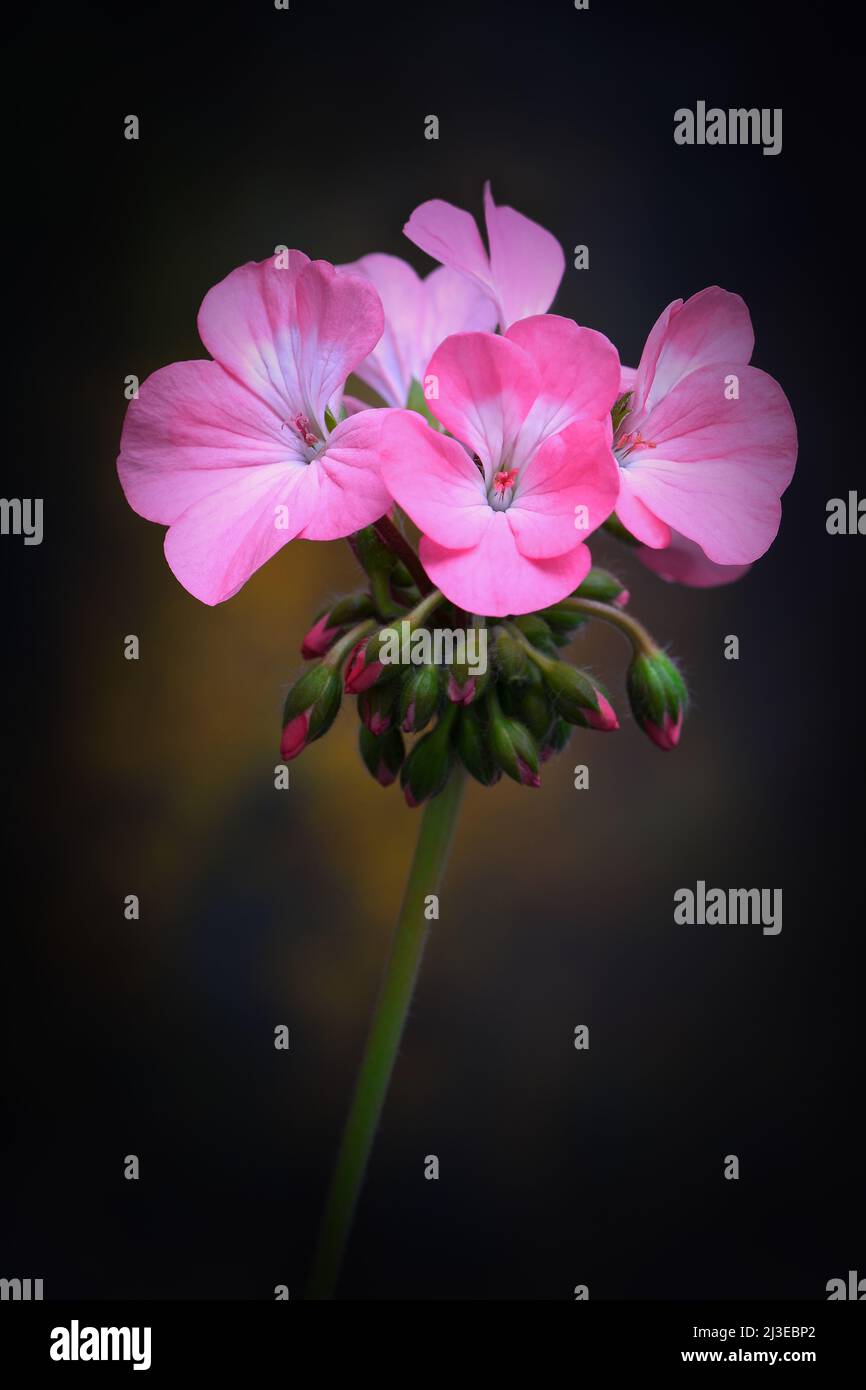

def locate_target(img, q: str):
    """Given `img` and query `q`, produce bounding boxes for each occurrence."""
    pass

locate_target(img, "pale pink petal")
[483,182,565,328]
[509,420,620,559]
[118,359,298,525]
[378,409,490,549]
[619,365,637,394]
[418,266,498,373]
[403,198,495,300]
[420,521,592,617]
[505,315,621,457]
[197,256,383,427]
[621,363,797,564]
[631,287,755,418]
[163,462,315,605]
[425,331,539,475]
[614,477,672,548]
[636,529,752,587]
[294,261,386,425]
[338,254,424,407]
[298,410,394,541]
[197,252,309,414]
[341,257,497,408]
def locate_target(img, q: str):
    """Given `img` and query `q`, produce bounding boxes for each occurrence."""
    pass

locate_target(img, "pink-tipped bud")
[516,757,541,788]
[344,639,383,694]
[644,710,684,751]
[612,588,630,608]
[447,673,476,705]
[581,690,620,732]
[280,711,311,761]
[301,613,342,659]
[627,650,688,752]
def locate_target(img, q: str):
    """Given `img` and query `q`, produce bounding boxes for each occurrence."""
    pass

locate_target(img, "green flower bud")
[455,705,500,786]
[488,699,540,787]
[358,725,405,787]
[399,663,441,733]
[358,681,399,737]
[512,613,558,657]
[571,567,629,607]
[280,664,342,760]
[400,709,456,808]
[627,649,688,751]
[494,626,529,682]
[511,685,555,743]
[540,717,573,762]
[541,661,619,732]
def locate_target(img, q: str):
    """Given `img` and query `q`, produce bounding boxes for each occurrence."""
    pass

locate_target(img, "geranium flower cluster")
[117,183,797,802]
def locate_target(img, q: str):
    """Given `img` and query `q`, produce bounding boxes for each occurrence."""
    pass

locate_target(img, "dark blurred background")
[2,0,863,1300]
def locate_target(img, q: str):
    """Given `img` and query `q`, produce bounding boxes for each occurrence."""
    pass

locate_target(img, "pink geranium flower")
[613,286,797,571]
[377,315,621,616]
[636,529,753,588]
[117,253,391,605]
[403,182,565,331]
[337,254,496,407]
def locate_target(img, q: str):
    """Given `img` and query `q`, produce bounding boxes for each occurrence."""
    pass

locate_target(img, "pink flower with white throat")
[378,315,622,617]
[403,182,565,330]
[613,286,797,575]
[117,252,391,605]
[337,254,496,407]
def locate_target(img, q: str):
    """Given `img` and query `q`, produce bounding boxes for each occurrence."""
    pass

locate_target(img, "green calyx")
[282,663,342,742]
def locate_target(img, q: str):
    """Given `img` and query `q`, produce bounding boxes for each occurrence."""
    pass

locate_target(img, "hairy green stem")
[306,767,466,1299]
[560,597,657,656]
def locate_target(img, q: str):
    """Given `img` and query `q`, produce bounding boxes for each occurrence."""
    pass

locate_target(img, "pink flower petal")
[482,182,565,329]
[118,359,296,525]
[340,255,496,407]
[505,315,621,455]
[378,409,491,549]
[621,362,797,564]
[197,255,384,427]
[424,331,540,477]
[619,364,637,394]
[403,198,494,301]
[163,461,315,605]
[403,184,564,331]
[636,529,752,587]
[631,287,755,418]
[509,419,620,559]
[614,476,673,548]
[420,520,593,617]
[298,410,393,541]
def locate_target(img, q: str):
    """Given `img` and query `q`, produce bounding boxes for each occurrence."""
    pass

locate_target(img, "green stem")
[306,767,466,1299]
[560,597,657,656]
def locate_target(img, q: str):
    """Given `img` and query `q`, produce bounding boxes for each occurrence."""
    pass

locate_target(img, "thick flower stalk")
[115,179,798,1297]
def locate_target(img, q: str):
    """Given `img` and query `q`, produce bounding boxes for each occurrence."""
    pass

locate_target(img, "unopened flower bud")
[400,710,456,808]
[512,613,558,657]
[511,685,555,743]
[494,627,529,682]
[358,682,398,736]
[344,635,385,694]
[280,664,342,760]
[540,717,573,763]
[572,567,629,607]
[455,705,500,786]
[301,612,343,660]
[627,649,688,750]
[399,663,441,733]
[358,725,405,787]
[488,700,540,788]
[542,661,619,732]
